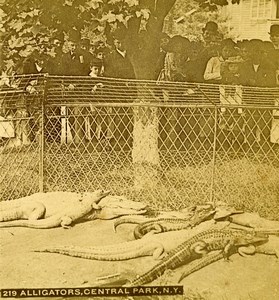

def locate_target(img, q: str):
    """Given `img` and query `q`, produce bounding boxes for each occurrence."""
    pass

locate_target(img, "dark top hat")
[202,21,218,33]
[269,24,279,36]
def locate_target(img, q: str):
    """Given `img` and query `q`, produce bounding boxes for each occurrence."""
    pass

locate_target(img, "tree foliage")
[0,0,235,75]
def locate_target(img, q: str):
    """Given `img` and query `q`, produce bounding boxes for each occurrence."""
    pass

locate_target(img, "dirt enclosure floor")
[0,220,279,300]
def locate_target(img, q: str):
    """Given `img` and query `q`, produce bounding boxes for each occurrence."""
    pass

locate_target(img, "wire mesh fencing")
[1,75,279,214]
[0,74,45,200]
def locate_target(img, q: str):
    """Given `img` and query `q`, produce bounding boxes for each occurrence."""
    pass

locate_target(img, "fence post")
[39,74,47,193]
[209,105,218,205]
[196,85,218,205]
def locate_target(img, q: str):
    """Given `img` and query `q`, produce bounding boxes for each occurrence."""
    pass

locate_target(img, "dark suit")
[104,50,135,79]
[239,60,276,87]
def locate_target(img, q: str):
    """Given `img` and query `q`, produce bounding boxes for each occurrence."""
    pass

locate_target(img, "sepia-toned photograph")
[0,0,279,299]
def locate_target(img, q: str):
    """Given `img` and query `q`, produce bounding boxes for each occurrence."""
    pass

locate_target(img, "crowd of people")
[18,22,279,88]
[157,22,279,87]
[1,21,279,149]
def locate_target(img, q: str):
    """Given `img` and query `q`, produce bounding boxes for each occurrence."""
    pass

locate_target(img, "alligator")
[113,204,216,239]
[178,234,279,283]
[133,208,216,239]
[33,221,226,260]
[124,229,269,286]
[113,204,244,236]
[113,205,208,232]
[0,192,147,228]
[0,190,110,229]
[0,200,46,221]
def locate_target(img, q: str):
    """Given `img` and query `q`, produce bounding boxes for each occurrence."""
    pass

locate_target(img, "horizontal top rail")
[0,74,279,107]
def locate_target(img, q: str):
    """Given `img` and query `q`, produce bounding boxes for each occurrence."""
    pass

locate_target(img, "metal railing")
[0,75,278,214]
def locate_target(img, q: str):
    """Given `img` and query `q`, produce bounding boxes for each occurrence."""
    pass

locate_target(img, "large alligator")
[0,199,46,221]
[178,234,279,283]
[0,192,147,228]
[124,229,268,286]
[33,221,225,260]
[0,190,110,229]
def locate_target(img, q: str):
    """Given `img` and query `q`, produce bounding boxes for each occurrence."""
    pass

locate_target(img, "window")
[250,0,272,19]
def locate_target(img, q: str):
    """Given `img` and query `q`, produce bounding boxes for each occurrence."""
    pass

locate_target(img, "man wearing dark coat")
[104,38,135,79]
[239,40,276,87]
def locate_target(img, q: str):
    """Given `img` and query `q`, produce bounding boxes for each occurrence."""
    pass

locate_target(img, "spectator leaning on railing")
[239,39,276,87]
[204,39,237,84]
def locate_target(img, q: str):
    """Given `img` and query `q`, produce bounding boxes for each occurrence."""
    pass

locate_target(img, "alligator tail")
[178,251,224,282]
[0,217,60,229]
[0,209,23,222]
[34,241,163,261]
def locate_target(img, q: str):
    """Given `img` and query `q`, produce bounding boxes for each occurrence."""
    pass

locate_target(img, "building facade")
[221,0,279,40]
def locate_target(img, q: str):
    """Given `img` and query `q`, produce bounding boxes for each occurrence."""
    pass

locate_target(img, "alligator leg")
[152,244,167,260]
[60,216,73,229]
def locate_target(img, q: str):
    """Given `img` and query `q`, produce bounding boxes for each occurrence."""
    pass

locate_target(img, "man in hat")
[269,24,279,50]
[202,21,223,47]
[239,39,276,87]
[77,38,94,75]
[104,33,135,79]
[194,22,223,83]
[61,30,92,76]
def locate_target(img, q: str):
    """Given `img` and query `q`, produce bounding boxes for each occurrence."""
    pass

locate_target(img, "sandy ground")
[0,220,279,300]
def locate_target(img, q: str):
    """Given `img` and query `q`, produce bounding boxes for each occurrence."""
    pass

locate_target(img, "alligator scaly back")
[0,190,110,229]
[34,240,165,261]
[32,226,214,261]
[133,207,216,239]
[125,229,268,286]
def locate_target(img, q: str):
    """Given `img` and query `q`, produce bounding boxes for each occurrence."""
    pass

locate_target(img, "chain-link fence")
[1,75,279,215]
[0,74,45,200]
